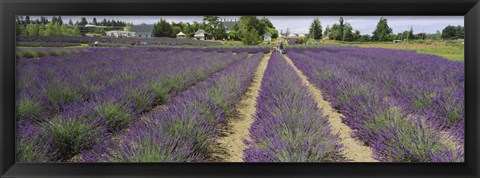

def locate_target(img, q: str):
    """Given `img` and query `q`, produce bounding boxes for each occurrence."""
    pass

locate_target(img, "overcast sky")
[29,16,463,35]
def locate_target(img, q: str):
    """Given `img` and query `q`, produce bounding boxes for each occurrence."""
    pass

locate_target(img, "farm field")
[322,40,464,61]
[16,43,464,162]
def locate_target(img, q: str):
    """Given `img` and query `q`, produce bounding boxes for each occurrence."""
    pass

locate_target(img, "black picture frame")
[1,0,479,177]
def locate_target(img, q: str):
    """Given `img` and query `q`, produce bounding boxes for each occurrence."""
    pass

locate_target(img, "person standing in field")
[279,41,284,54]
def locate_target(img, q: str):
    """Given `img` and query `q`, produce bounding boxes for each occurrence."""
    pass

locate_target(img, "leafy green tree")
[44,22,63,35]
[328,24,343,40]
[342,23,354,41]
[26,24,40,36]
[16,21,22,36]
[239,16,262,45]
[259,17,274,28]
[323,25,330,39]
[372,17,393,41]
[232,23,240,32]
[266,27,278,39]
[241,28,261,45]
[352,30,361,41]
[203,16,227,40]
[455,25,464,39]
[441,25,457,39]
[124,23,132,31]
[308,17,323,40]
[154,19,174,37]
[68,19,74,26]
[228,30,241,40]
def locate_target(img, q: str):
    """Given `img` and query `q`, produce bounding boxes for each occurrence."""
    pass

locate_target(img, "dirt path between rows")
[283,54,378,162]
[207,53,271,162]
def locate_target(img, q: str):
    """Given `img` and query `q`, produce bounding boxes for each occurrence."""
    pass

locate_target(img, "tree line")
[16,16,131,36]
[153,16,278,45]
[304,17,464,43]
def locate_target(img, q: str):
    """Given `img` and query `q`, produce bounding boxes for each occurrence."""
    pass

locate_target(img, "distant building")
[194,29,213,40]
[131,24,155,37]
[264,32,272,42]
[176,31,186,38]
[105,31,136,38]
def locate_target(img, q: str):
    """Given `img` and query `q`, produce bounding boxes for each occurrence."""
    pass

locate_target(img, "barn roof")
[195,29,212,36]
[131,24,154,33]
[222,21,241,31]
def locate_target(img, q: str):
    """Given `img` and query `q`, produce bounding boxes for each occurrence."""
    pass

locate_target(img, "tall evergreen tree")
[25,16,31,24]
[57,16,63,25]
[154,19,174,37]
[339,17,344,40]
[79,17,88,26]
[92,17,98,25]
[308,17,323,40]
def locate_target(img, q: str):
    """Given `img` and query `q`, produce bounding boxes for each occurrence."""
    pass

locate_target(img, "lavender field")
[16,46,464,163]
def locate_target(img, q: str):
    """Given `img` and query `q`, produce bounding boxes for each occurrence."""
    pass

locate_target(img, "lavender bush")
[17,35,220,46]
[81,53,264,162]
[16,48,250,162]
[244,53,342,162]
[287,48,464,162]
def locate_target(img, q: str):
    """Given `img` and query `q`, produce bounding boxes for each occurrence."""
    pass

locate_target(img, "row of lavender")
[244,53,342,162]
[80,53,264,162]
[287,48,464,162]
[16,47,87,58]
[17,36,220,46]
[144,47,270,54]
[17,48,249,162]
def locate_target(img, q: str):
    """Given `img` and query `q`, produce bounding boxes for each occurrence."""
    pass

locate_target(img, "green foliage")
[228,30,242,41]
[203,16,227,40]
[126,88,153,112]
[323,25,330,39]
[266,27,279,39]
[17,128,53,162]
[46,84,83,109]
[342,23,354,41]
[50,116,99,157]
[239,16,277,44]
[372,17,393,41]
[26,24,40,36]
[308,17,323,40]
[79,17,88,26]
[148,77,181,103]
[155,19,174,37]
[241,28,262,45]
[16,98,42,119]
[20,21,80,36]
[94,101,132,132]
[328,24,343,40]
[442,25,464,40]
[17,50,37,58]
